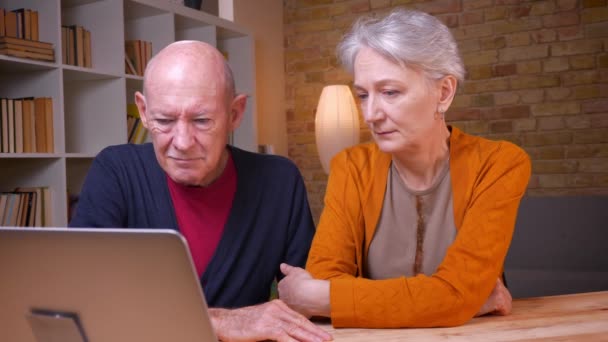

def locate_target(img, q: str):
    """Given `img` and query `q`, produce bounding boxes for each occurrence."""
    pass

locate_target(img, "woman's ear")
[437,75,458,111]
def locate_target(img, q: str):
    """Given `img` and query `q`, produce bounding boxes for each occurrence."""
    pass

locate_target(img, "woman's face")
[353,47,442,154]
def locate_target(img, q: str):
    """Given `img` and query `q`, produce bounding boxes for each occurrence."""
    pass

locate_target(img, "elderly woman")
[278,8,531,328]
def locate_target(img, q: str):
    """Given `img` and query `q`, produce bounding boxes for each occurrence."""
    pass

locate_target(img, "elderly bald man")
[70,41,330,342]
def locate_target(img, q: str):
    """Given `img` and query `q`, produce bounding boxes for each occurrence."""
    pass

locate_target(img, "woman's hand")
[476,278,512,317]
[278,263,331,318]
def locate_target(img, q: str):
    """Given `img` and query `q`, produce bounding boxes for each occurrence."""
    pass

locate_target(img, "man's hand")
[209,299,332,342]
[476,278,512,317]
[278,263,331,318]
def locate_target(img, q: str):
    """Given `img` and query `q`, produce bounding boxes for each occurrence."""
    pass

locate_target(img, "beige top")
[365,160,456,279]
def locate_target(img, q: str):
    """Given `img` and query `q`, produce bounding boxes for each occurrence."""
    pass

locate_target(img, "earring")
[435,108,445,120]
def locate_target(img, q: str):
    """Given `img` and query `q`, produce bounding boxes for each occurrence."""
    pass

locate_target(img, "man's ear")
[228,94,248,131]
[437,75,458,110]
[134,91,149,129]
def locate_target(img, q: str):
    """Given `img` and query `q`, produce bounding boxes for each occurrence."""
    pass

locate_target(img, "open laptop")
[0,227,218,342]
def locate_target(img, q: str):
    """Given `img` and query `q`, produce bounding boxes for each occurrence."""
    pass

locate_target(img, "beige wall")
[234,0,288,156]
[285,0,608,223]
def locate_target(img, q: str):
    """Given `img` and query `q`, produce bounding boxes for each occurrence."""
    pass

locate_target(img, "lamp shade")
[315,85,360,174]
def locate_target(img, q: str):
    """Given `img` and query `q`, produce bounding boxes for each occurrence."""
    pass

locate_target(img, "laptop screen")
[0,227,218,342]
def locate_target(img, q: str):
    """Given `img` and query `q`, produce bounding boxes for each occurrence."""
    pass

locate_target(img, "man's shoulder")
[230,146,301,176]
[97,143,155,162]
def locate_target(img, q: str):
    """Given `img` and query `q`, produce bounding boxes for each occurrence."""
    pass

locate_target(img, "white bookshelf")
[0,0,257,227]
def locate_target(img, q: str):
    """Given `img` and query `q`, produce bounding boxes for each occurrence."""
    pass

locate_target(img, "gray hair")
[337,8,465,83]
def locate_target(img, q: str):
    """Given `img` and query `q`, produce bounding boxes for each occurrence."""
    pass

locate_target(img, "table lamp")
[315,85,360,174]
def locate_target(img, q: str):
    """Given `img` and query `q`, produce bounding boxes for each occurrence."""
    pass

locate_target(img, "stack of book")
[126,103,147,144]
[0,7,55,62]
[0,97,54,153]
[0,187,51,227]
[125,40,152,76]
[61,25,92,67]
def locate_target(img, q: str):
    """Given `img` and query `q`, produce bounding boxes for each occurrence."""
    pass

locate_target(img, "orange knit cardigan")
[306,126,531,328]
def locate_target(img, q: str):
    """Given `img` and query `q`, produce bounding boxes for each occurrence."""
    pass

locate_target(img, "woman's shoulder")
[333,142,390,171]
[451,126,529,161]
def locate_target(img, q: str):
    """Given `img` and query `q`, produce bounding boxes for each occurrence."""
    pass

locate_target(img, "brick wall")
[284,0,608,223]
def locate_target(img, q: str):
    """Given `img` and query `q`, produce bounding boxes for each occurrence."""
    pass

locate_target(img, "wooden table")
[317,291,608,341]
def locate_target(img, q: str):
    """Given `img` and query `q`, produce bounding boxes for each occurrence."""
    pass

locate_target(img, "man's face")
[139,72,234,186]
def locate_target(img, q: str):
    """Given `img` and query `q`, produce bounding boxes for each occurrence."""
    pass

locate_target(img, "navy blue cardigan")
[70,143,315,308]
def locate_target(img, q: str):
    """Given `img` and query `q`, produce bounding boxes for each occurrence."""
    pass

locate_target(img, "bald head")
[143,40,236,105]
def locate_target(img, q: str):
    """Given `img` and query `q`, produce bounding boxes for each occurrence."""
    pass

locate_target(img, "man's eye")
[156,119,173,125]
[194,118,211,124]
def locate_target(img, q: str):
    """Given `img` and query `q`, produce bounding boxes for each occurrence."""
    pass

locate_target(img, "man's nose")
[172,121,195,150]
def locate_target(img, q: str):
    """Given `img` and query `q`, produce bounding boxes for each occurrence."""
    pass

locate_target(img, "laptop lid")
[0,227,218,342]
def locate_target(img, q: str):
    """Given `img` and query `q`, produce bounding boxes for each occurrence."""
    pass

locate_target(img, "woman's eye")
[356,93,368,100]
[383,90,398,96]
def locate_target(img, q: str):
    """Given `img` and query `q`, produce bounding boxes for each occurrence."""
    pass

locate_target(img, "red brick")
[370,0,391,9]
[585,22,608,38]
[490,121,513,133]
[561,70,600,86]
[440,14,459,28]
[296,0,332,7]
[545,87,572,101]
[464,78,510,93]
[461,11,484,26]
[525,146,565,159]
[467,65,493,79]
[557,26,584,41]
[494,63,517,78]
[465,120,490,134]
[484,105,531,119]
[565,116,591,129]
[533,160,578,173]
[566,174,596,187]
[480,36,507,50]
[567,144,608,158]
[557,0,578,11]
[582,99,608,113]
[485,7,509,21]
[524,131,572,146]
[591,113,608,127]
[448,109,482,120]
[582,0,607,7]
[538,116,566,130]
[532,29,557,43]
[543,57,569,72]
[513,118,537,132]
[500,45,549,62]
[571,85,603,100]
[414,0,462,14]
[531,102,580,116]
[570,55,596,69]
[464,0,494,10]
[471,94,495,107]
[517,60,542,74]
[521,89,545,103]
[573,128,608,143]
[511,5,532,18]
[453,24,494,40]
[578,159,608,172]
[510,75,560,90]
[581,7,608,23]
[543,11,580,28]
[537,174,567,188]
[350,0,371,13]
[599,54,608,68]
[505,32,531,47]
[551,40,603,56]
[495,91,520,105]
[494,18,543,34]
[530,1,557,16]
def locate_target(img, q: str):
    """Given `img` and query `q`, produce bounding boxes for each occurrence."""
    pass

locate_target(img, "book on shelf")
[4,10,17,38]
[0,187,50,227]
[125,40,152,76]
[0,97,53,154]
[1,8,40,42]
[61,25,92,68]
[127,103,147,144]
[0,8,5,37]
